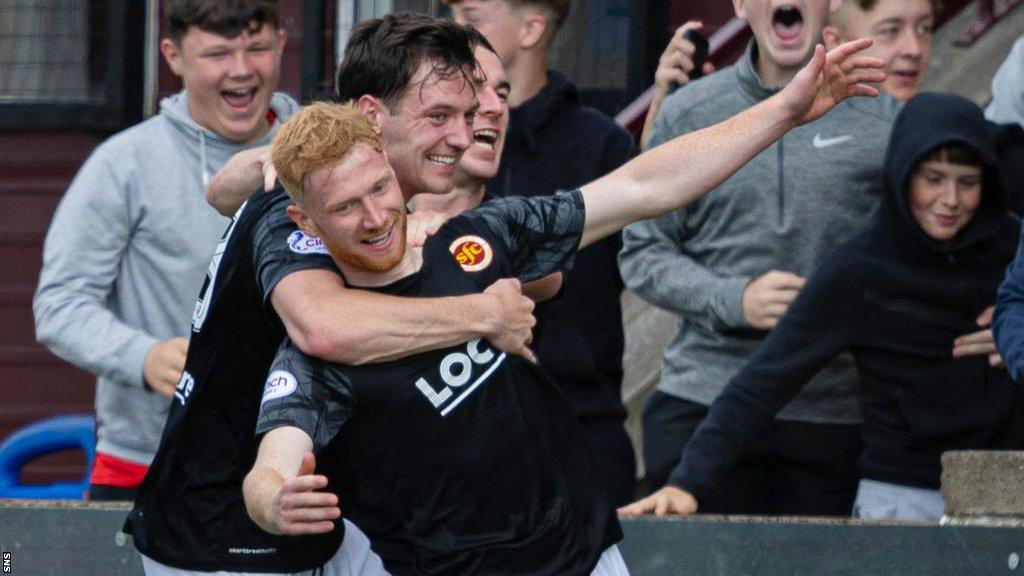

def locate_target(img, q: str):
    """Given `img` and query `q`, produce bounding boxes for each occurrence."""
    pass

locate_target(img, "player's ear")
[357,95,387,135]
[286,204,321,238]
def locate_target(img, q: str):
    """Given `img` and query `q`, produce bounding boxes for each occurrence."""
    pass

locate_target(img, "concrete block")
[942,451,1024,517]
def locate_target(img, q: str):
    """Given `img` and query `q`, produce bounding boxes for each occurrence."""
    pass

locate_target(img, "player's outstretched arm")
[243,427,340,536]
[272,271,538,365]
[579,39,885,248]
[206,145,277,216]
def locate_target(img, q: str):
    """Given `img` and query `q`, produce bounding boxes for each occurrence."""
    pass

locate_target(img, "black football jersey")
[257,191,622,576]
[124,188,344,572]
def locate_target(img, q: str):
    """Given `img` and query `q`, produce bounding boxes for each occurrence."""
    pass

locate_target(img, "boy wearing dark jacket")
[622,92,1024,520]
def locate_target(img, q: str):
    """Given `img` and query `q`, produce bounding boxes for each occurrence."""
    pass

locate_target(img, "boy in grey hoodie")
[619,0,899,516]
[33,0,299,500]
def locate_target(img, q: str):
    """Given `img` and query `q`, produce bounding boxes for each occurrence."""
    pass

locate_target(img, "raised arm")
[580,40,885,247]
[207,145,276,216]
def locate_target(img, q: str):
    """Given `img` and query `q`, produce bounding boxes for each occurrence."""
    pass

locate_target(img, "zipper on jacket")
[777,137,786,227]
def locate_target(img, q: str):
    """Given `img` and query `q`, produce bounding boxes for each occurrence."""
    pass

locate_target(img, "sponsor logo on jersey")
[449,235,493,272]
[287,230,329,255]
[415,339,506,416]
[262,370,298,403]
[228,547,278,555]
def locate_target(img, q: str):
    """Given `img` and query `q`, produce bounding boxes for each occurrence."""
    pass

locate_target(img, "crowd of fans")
[26,0,1024,573]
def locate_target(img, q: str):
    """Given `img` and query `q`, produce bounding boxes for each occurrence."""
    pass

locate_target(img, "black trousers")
[642,391,861,516]
[88,483,139,502]
[578,415,638,508]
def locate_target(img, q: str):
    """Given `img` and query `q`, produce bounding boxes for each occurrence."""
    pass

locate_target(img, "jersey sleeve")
[255,338,355,452]
[251,191,338,305]
[457,189,585,283]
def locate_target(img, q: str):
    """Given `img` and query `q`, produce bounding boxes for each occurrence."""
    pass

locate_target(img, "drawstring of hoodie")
[198,128,210,187]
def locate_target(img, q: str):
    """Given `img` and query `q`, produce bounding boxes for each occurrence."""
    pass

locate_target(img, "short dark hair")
[334,13,491,108]
[164,0,279,44]
[850,0,938,11]
[922,143,983,167]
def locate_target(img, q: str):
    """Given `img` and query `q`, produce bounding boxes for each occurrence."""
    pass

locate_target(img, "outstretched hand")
[617,485,698,517]
[780,38,887,127]
[269,452,340,535]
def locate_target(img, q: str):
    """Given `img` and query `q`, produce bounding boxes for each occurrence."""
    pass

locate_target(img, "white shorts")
[140,519,390,576]
[591,545,631,576]
[852,478,945,521]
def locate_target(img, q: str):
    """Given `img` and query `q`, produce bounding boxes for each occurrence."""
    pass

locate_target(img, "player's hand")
[407,210,449,248]
[653,21,714,96]
[953,306,1004,367]
[252,145,278,192]
[779,39,886,126]
[143,337,189,398]
[741,270,805,330]
[617,485,698,517]
[483,278,538,364]
[268,453,340,535]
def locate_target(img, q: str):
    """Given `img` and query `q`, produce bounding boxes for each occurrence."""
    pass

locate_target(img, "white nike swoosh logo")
[813,134,854,148]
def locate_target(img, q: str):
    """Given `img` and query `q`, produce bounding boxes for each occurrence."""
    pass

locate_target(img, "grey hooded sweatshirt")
[986,36,1024,127]
[619,41,899,424]
[34,91,300,465]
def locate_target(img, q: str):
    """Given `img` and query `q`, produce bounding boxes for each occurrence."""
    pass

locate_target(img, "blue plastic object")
[0,415,95,499]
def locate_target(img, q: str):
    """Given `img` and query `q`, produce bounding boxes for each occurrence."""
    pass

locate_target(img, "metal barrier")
[1,503,1022,576]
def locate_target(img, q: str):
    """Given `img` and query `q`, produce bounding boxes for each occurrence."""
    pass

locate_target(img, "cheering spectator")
[825,0,935,101]
[620,0,900,516]
[32,0,297,501]
[621,93,1024,521]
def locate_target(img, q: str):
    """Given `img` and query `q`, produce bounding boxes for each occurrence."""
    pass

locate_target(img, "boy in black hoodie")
[621,92,1024,520]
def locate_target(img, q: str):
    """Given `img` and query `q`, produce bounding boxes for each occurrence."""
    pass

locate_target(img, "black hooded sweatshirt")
[486,71,636,421]
[669,93,1024,498]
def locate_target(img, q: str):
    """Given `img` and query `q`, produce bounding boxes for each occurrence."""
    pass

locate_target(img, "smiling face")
[160,23,285,143]
[296,144,412,284]
[832,0,933,101]
[908,157,983,242]
[373,60,479,198]
[456,46,510,187]
[734,0,839,81]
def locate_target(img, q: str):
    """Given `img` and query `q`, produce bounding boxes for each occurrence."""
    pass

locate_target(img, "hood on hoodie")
[882,92,1009,257]
[159,90,302,187]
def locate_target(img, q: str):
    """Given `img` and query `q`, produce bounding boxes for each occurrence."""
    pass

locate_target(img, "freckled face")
[303,145,408,275]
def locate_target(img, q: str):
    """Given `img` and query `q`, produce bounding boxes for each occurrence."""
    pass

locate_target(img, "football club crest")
[449,235,493,272]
